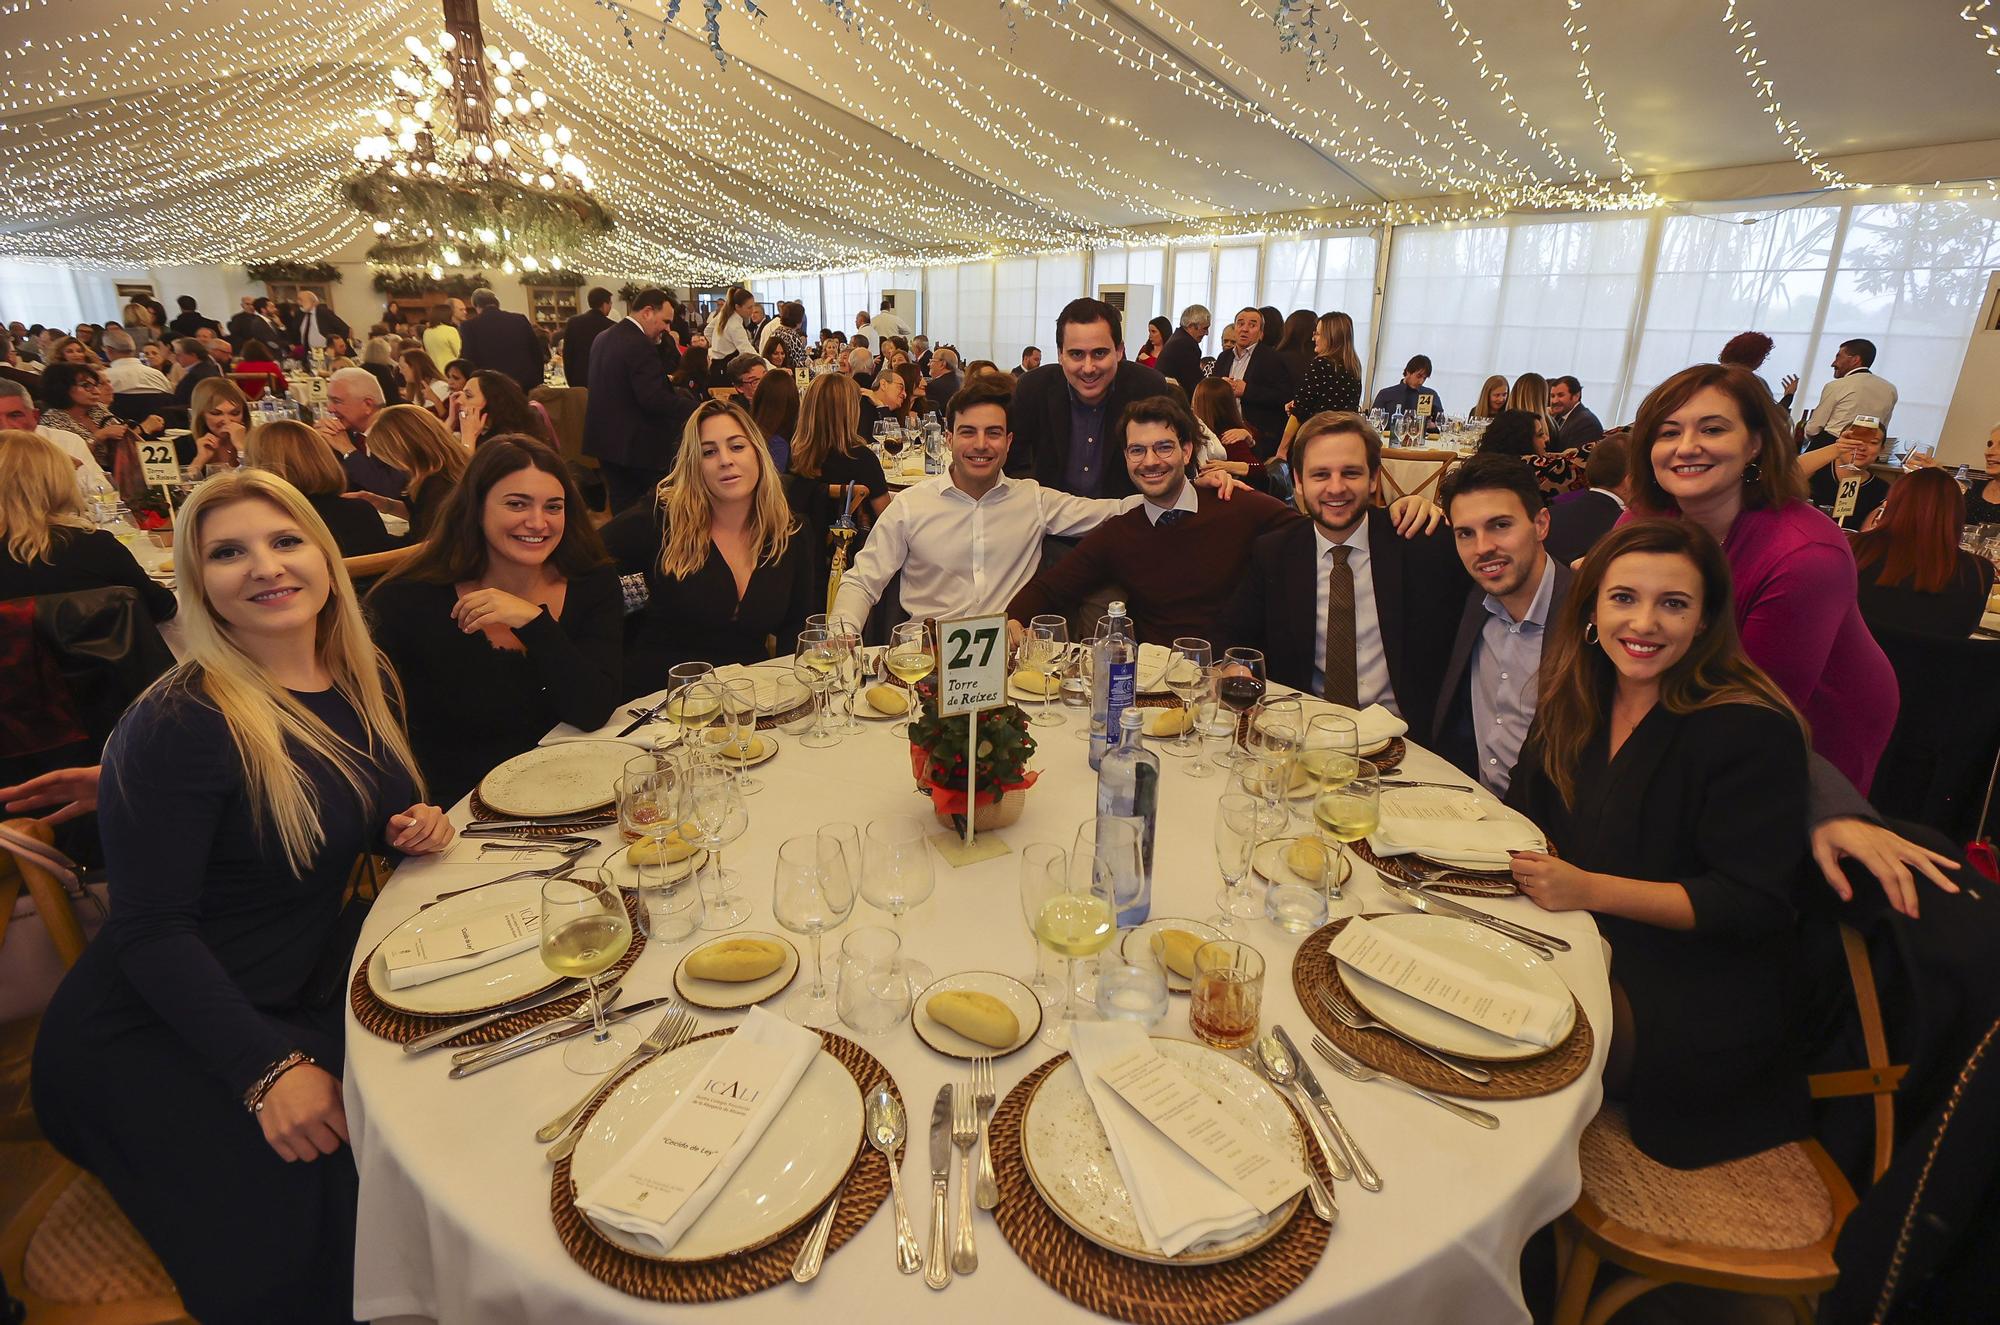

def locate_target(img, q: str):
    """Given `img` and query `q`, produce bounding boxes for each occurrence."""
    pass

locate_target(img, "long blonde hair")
[0,430,92,563]
[657,400,796,580]
[1472,374,1510,420]
[189,375,250,436]
[243,419,344,495]
[790,373,863,480]
[1506,372,1555,442]
[366,403,468,502]
[159,469,423,873]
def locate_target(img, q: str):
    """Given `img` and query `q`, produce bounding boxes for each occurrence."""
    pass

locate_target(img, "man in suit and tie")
[169,337,221,405]
[1430,454,1571,794]
[1153,304,1210,400]
[562,287,617,386]
[1545,433,1628,566]
[1548,375,1605,449]
[1209,306,1296,459]
[290,290,350,357]
[459,288,547,395]
[1218,410,1463,736]
[584,287,696,514]
[1008,297,1169,498]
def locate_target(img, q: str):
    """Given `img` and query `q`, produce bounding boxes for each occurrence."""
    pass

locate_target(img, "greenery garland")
[370,270,493,298]
[341,171,614,263]
[244,260,342,285]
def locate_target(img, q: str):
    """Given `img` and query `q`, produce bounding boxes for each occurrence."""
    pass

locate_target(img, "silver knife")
[1381,880,1568,956]
[463,816,615,835]
[924,1086,952,1290]
[400,976,599,1054]
[447,996,673,1077]
[1274,1026,1382,1193]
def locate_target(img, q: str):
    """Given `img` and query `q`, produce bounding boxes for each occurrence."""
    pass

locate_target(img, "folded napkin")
[1135,643,1172,691]
[576,1007,820,1256]
[1293,699,1408,748]
[1330,917,1570,1047]
[381,903,541,990]
[1368,791,1544,867]
[539,715,669,750]
[1068,1022,1269,1257]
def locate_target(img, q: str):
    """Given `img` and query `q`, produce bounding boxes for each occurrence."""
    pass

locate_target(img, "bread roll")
[684,938,787,982]
[626,832,695,866]
[926,990,1021,1047]
[1142,707,1189,738]
[864,683,910,715]
[1009,668,1057,696]
[704,730,762,760]
[1285,837,1329,879]
[1154,929,1205,980]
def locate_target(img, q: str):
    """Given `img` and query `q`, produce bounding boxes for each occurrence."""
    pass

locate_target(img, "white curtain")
[1315,235,1379,383]
[1033,253,1084,360]
[955,260,993,364]
[1170,247,1212,352]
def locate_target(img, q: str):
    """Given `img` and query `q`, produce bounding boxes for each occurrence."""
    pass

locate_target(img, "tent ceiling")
[0,0,1994,280]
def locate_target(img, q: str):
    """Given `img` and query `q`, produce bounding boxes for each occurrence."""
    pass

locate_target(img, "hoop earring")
[1742,460,1763,484]
[1584,620,1599,644]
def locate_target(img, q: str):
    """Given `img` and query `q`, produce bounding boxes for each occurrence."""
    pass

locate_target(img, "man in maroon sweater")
[1007,394,1296,645]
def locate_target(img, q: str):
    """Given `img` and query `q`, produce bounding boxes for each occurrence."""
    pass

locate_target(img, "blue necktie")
[1156,509,1190,528]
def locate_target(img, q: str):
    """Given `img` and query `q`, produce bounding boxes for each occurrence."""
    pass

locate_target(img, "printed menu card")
[381,903,541,989]
[1330,918,1568,1046]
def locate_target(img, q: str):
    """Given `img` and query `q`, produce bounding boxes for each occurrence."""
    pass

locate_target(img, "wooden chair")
[0,819,186,1323]
[340,544,421,585]
[226,371,278,401]
[1376,448,1458,505]
[1552,924,1904,1325]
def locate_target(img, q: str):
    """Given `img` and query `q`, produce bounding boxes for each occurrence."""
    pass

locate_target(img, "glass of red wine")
[1216,647,1266,768]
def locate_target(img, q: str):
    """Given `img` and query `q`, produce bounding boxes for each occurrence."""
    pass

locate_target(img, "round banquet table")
[346,675,1610,1325]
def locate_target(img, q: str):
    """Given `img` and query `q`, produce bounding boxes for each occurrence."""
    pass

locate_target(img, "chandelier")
[344,0,612,276]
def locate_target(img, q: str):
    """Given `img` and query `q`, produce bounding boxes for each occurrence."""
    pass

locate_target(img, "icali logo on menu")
[700,1074,763,1105]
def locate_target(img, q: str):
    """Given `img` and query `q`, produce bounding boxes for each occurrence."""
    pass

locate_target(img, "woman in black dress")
[243,419,400,558]
[456,369,551,451]
[33,468,451,1323]
[1850,468,1995,637]
[781,373,891,604]
[1506,518,1823,1168]
[368,435,622,806]
[603,399,813,692]
[1288,310,1365,429]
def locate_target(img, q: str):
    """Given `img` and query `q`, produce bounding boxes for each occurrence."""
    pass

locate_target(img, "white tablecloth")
[346,686,1609,1324]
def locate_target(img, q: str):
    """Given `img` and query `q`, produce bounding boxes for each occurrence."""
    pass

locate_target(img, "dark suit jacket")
[289,305,350,352]
[1216,508,1464,737]
[226,312,284,353]
[1430,556,1574,780]
[1154,328,1205,398]
[1209,345,1296,458]
[168,311,219,338]
[460,308,546,394]
[171,356,220,406]
[562,309,616,384]
[584,320,695,471]
[1553,403,1605,449]
[1009,360,1169,497]
[1544,489,1623,566]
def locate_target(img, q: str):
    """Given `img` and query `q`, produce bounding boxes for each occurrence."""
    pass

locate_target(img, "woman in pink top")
[1625,363,1896,793]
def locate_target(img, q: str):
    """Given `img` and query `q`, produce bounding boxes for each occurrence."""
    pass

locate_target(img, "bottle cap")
[1109,600,1127,616]
[1119,708,1144,731]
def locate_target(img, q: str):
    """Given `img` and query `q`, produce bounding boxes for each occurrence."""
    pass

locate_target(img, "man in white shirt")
[870,298,909,343]
[0,380,112,496]
[1803,338,1897,445]
[99,328,172,394]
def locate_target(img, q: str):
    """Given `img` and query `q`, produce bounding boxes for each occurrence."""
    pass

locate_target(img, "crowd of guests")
[0,279,1995,1320]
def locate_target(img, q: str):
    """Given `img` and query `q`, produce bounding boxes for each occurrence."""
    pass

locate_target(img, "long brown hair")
[749,368,800,443]
[1627,363,1806,515]
[1533,519,1802,806]
[1314,311,1362,380]
[1191,377,1248,436]
[374,434,607,588]
[656,400,795,579]
[1472,373,1510,420]
[1850,468,1967,593]
[243,419,344,495]
[791,372,864,480]
[365,404,467,510]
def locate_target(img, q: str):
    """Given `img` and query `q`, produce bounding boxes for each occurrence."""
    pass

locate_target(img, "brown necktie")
[1323,546,1358,707]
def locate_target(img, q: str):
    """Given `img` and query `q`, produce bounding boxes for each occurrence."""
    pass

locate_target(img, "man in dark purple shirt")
[1007,297,1168,498]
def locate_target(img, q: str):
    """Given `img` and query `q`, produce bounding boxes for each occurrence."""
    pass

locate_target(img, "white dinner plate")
[1250,837,1352,892]
[913,971,1043,1058]
[1119,917,1223,992]
[365,878,564,1015]
[1006,675,1063,704]
[672,931,800,1010]
[478,741,632,819]
[736,671,808,716]
[1021,1038,1306,1265]
[1338,912,1575,1062]
[570,1037,864,1262]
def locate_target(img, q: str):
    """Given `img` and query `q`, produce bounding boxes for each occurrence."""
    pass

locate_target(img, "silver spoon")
[1250,1035,1350,1196]
[1259,1031,1382,1193]
[867,1086,923,1274]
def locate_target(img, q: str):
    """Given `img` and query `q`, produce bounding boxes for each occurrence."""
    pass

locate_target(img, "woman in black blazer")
[1506,519,1823,1168]
[242,420,400,558]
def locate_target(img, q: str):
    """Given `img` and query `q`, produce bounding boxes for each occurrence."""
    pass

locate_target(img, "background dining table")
[344,668,1612,1325]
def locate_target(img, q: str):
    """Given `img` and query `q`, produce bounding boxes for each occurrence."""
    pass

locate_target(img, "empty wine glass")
[1162,637,1212,758]
[686,763,749,929]
[860,816,935,989]
[825,616,865,734]
[718,677,764,793]
[1212,792,1263,930]
[616,757,684,937]
[1016,842,1066,1006]
[773,834,855,1027]
[539,873,636,1074]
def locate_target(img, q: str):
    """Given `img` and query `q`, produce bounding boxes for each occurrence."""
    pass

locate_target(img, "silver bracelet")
[243,1050,314,1114]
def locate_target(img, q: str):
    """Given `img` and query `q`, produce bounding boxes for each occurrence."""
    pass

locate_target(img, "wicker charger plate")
[550,1028,894,1302]
[350,890,647,1046]
[469,788,615,835]
[1351,836,1517,898]
[1292,916,1594,1102]
[992,1054,1335,1325]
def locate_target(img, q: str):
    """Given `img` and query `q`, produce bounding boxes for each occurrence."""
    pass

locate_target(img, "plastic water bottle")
[1096,708,1158,925]
[1089,601,1137,770]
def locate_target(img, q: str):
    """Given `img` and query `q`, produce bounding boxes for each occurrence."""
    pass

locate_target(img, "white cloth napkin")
[1368,797,1544,868]
[1068,1022,1268,1257]
[1289,699,1408,748]
[538,716,668,750]
[1135,643,1173,691]
[1330,917,1571,1047]
[576,1007,820,1256]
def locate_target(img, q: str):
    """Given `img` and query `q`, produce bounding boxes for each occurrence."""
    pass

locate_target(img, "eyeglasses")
[1123,441,1187,462]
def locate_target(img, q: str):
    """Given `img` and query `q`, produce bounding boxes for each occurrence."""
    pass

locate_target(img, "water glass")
[1189,940,1265,1051]
[837,926,911,1036]
[1096,947,1169,1027]
[1189,699,1234,778]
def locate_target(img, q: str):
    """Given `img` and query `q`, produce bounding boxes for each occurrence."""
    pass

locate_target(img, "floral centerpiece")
[906,680,1040,832]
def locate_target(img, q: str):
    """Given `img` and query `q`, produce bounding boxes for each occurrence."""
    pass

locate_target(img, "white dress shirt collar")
[1481,551,1557,632]
[1142,482,1200,524]
[1313,510,1371,561]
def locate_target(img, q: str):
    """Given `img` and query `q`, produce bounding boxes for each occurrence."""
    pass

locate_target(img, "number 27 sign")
[936,614,1006,714]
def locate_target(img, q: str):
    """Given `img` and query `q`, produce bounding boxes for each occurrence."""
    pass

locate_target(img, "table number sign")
[138,438,179,486]
[933,613,1010,854]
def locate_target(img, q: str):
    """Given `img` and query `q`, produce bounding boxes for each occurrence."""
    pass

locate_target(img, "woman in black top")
[1850,468,1996,638]
[360,403,468,540]
[1507,520,1820,1168]
[776,374,891,604]
[242,419,400,557]
[603,400,813,692]
[0,430,176,619]
[37,361,150,503]
[1479,408,1583,500]
[456,369,551,451]
[369,435,622,805]
[1908,422,2000,525]
[34,469,449,1323]
[1289,310,1364,427]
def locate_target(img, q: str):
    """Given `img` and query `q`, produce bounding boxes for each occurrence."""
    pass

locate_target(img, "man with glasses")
[1008,394,1293,645]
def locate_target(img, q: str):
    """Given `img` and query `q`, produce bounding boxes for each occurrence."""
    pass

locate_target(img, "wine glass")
[875,418,901,459]
[718,677,764,794]
[1026,820,1128,1048]
[1023,615,1068,727]
[1069,621,1103,740]
[673,678,725,762]
[616,757,684,937]
[793,628,844,749]
[1311,758,1382,904]
[773,834,855,1027]
[1216,647,1266,765]
[1188,698,1233,778]
[1016,842,1066,1006]
[539,873,636,1074]
[1212,793,1263,929]
[860,816,935,989]
[661,661,716,746]
[1234,754,1294,840]
[686,764,750,929]
[1162,637,1212,758]
[884,621,933,737]
[825,616,865,734]
[1299,713,1360,792]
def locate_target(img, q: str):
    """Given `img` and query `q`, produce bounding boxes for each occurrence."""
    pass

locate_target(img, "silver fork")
[484,859,581,888]
[538,1006,695,1155]
[949,1084,978,1275]
[1311,1034,1500,1128]
[971,1056,998,1210]
[1316,990,1494,1084]
[1403,861,1518,893]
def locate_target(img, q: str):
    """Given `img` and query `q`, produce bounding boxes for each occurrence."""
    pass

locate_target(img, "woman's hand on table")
[1510,851,1596,912]
[0,764,101,824]
[451,587,543,633]
[1810,816,1959,919]
[257,1063,349,1162]
[387,803,454,855]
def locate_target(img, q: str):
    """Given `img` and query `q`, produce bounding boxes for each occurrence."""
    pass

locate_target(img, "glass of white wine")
[884,621,934,737]
[793,628,844,749]
[1162,637,1212,758]
[1312,758,1382,904]
[718,677,764,793]
[539,873,636,1074]
[1016,842,1066,1006]
[1023,615,1067,727]
[1028,822,1123,1048]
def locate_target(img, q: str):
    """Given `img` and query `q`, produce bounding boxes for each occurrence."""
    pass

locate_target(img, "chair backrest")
[342,544,422,585]
[530,385,590,467]
[7,588,173,766]
[228,371,278,399]
[1809,924,1906,1183]
[1376,449,1457,506]
[1871,628,2000,837]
